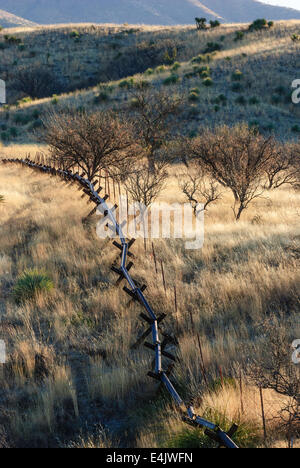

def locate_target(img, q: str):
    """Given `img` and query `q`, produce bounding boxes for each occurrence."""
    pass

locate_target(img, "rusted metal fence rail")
[1,158,239,449]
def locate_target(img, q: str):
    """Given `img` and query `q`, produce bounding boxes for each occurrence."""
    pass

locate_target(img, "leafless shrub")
[179,167,222,214]
[124,161,168,249]
[42,109,139,180]
[125,161,168,208]
[264,143,300,189]
[185,124,282,220]
[14,66,60,99]
[129,88,183,171]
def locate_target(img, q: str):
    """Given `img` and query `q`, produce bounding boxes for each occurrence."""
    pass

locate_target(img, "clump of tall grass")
[13,269,54,304]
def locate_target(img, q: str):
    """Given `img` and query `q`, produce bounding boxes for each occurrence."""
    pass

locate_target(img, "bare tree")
[42,109,138,180]
[124,161,168,250]
[14,66,60,99]
[264,143,300,189]
[125,162,168,208]
[248,317,300,441]
[185,124,279,220]
[179,167,222,214]
[129,88,182,171]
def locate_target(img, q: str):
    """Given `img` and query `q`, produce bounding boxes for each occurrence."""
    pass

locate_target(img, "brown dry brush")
[179,166,222,214]
[128,88,183,171]
[183,124,297,220]
[14,66,61,99]
[264,143,300,190]
[125,161,168,208]
[42,109,140,180]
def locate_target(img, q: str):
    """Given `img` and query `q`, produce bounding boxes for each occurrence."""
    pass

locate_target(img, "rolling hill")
[0,0,300,26]
[0,8,37,28]
[1,21,300,142]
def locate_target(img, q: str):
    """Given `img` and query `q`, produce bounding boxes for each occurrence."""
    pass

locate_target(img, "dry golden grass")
[0,149,299,447]
[136,383,298,449]
[1,21,300,143]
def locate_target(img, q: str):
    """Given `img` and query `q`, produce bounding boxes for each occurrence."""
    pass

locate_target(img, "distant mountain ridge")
[0,8,37,28]
[0,0,300,26]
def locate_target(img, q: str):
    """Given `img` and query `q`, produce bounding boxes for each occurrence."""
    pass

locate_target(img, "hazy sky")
[262,0,300,10]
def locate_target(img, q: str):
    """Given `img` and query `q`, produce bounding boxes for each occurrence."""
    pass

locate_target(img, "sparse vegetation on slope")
[1,21,300,142]
[0,16,299,449]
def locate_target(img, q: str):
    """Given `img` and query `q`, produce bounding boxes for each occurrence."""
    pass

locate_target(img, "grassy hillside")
[1,0,300,25]
[0,146,299,447]
[0,20,300,143]
[0,9,37,28]
[0,20,299,449]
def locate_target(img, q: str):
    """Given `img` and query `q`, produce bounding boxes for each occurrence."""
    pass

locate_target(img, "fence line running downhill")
[2,157,239,449]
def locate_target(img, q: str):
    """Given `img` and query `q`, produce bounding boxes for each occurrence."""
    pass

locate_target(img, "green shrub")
[51,95,59,105]
[234,31,245,42]
[195,17,207,31]
[231,83,243,92]
[291,34,300,42]
[130,98,140,108]
[291,124,300,133]
[32,109,40,120]
[94,92,109,103]
[203,77,213,87]
[145,68,154,75]
[13,269,54,305]
[155,65,167,73]
[214,94,227,106]
[18,96,32,105]
[163,74,179,85]
[199,65,210,74]
[275,85,285,96]
[210,20,221,29]
[119,78,134,88]
[271,94,281,104]
[1,132,9,142]
[249,120,260,131]
[189,91,200,102]
[14,113,31,125]
[166,407,261,449]
[191,55,205,64]
[235,95,247,105]
[232,70,243,81]
[249,96,260,105]
[163,47,178,65]
[0,195,4,203]
[184,71,196,79]
[248,19,273,32]
[9,127,18,137]
[263,122,275,132]
[200,70,210,78]
[70,30,81,39]
[30,119,43,130]
[204,42,222,53]
[171,62,181,71]
[188,106,200,118]
[135,80,150,89]
[4,35,22,45]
